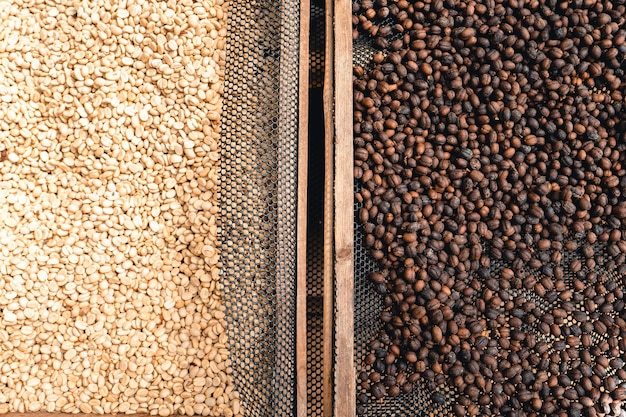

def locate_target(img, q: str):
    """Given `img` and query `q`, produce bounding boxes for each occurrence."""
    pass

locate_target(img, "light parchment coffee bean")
[0,0,241,415]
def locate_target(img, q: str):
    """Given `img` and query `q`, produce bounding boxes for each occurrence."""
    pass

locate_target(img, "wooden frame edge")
[296,0,311,414]
[333,0,356,416]
[322,0,335,411]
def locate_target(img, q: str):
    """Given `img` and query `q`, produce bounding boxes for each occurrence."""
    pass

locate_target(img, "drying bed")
[350,0,626,416]
[0,0,305,415]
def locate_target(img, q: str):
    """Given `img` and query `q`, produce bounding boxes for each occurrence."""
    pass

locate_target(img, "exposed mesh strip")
[307,28,326,412]
[219,0,300,415]
[307,298,324,417]
[352,39,379,71]
[310,0,325,89]
[308,223,324,298]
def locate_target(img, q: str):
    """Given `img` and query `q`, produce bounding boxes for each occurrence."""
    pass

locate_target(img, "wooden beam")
[333,0,355,415]
[296,0,310,415]
[322,0,335,411]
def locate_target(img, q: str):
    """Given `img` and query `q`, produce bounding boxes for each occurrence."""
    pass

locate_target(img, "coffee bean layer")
[353,0,626,415]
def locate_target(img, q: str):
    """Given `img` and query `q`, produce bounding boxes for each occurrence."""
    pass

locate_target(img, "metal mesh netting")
[306,19,326,417]
[219,0,301,415]
[306,111,324,416]
[307,229,324,298]
[307,309,324,417]
[310,0,325,89]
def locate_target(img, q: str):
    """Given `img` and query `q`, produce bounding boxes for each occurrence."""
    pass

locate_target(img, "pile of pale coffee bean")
[353,0,626,415]
[0,0,242,415]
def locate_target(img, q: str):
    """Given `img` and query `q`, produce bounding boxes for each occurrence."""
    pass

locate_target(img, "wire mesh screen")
[219,0,301,415]
[310,0,325,89]
[307,308,324,417]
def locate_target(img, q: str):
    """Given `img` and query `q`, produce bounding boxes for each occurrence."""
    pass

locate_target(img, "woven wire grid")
[307,219,324,299]
[308,86,325,299]
[219,0,300,415]
[310,0,325,89]
[307,307,324,417]
[307,22,326,409]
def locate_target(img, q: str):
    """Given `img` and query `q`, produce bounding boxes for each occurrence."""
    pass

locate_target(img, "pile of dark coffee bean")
[353,0,626,415]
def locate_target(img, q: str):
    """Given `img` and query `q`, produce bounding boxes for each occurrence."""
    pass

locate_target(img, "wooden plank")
[333,0,355,415]
[296,0,310,415]
[322,0,335,414]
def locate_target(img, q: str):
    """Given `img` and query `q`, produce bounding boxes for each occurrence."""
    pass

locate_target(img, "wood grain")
[296,0,310,415]
[332,0,356,416]
[322,0,335,413]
